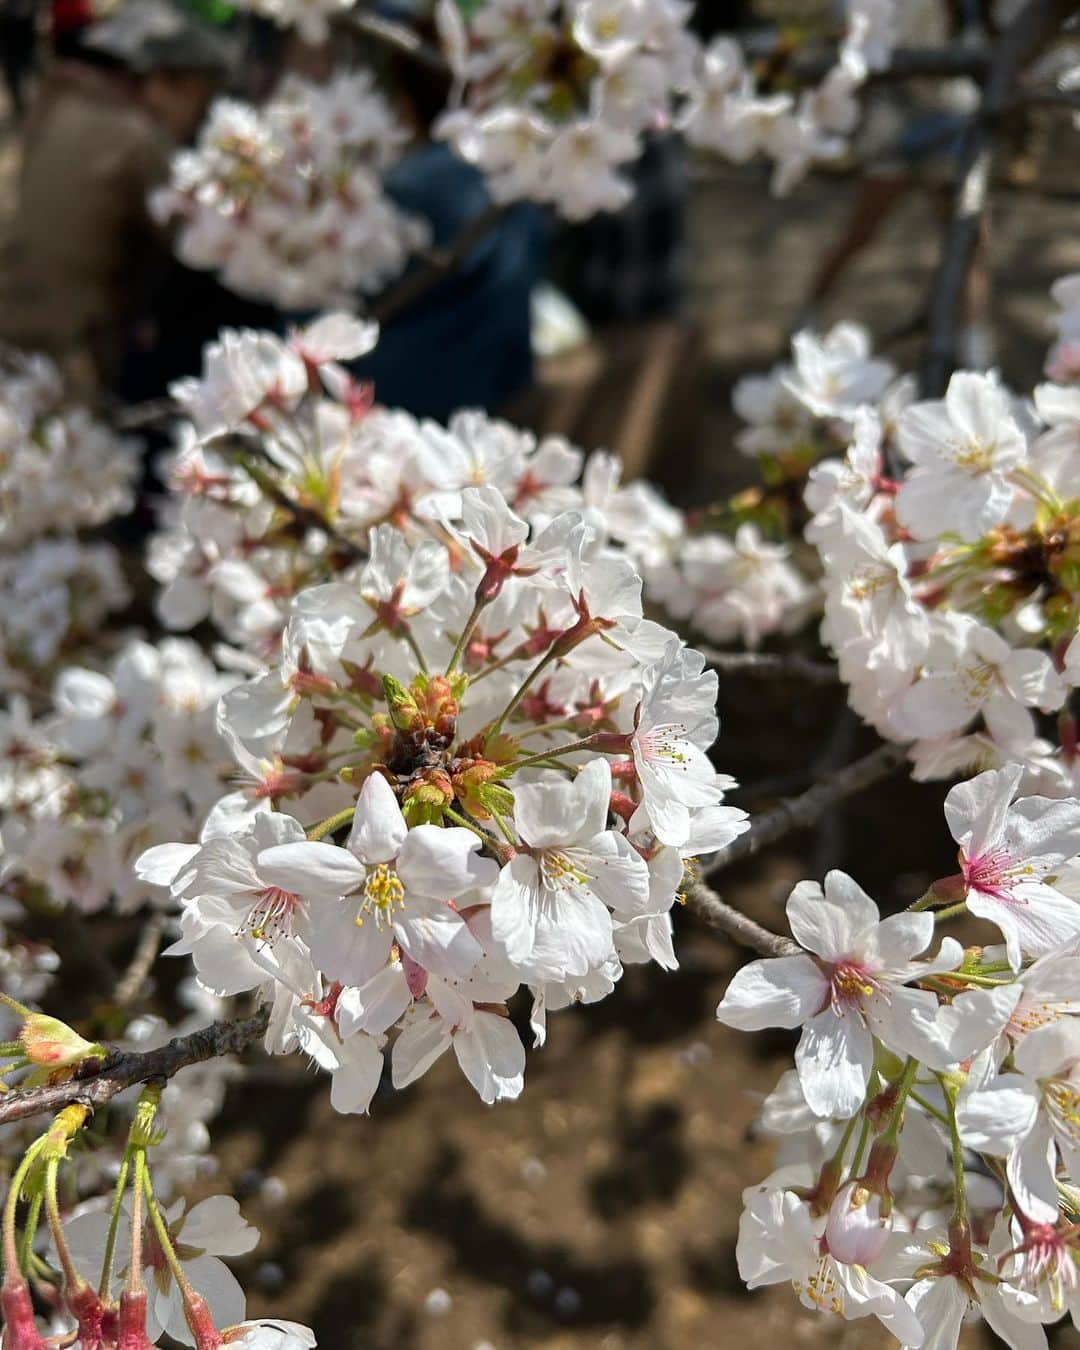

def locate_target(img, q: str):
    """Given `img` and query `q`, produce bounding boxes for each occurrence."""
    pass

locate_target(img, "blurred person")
[550,134,690,325]
[0,0,232,395]
[0,0,39,123]
[349,1,546,420]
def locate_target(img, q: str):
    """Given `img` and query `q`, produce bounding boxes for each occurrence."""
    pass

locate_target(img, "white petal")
[512,758,611,849]
[391,1014,450,1089]
[796,1007,873,1118]
[347,773,408,864]
[179,1196,258,1256]
[329,1034,384,1115]
[905,1277,966,1350]
[1006,1118,1059,1226]
[397,825,497,899]
[396,903,483,981]
[256,841,365,901]
[786,871,878,958]
[489,856,541,964]
[715,955,826,1031]
[955,1082,1040,1154]
[452,1012,525,1104]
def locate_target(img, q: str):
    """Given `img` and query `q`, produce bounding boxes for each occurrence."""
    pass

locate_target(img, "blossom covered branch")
[0,1008,270,1128]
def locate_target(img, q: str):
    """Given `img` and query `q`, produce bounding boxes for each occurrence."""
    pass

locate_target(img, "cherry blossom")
[942,763,1080,968]
[716,870,966,1117]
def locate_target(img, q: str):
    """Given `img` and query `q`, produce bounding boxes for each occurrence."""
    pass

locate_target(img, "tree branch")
[347,9,451,75]
[792,44,992,85]
[699,648,840,686]
[370,204,508,324]
[683,880,800,957]
[0,1008,270,1128]
[704,742,908,878]
[923,0,1074,394]
[113,915,168,1010]
[235,453,368,565]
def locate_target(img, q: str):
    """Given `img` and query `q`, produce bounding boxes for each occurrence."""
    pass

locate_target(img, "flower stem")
[486,804,518,848]
[934,901,969,923]
[140,1163,194,1301]
[3,1135,49,1279]
[307,806,356,841]
[882,1058,920,1144]
[506,735,607,773]
[127,1152,146,1294]
[98,1150,130,1297]
[401,626,429,675]
[445,595,488,676]
[944,1082,969,1225]
[43,1159,80,1291]
[18,1192,42,1274]
[485,649,559,747]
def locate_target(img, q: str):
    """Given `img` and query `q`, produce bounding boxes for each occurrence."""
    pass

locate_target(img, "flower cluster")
[0,638,238,918]
[0,349,137,691]
[701,290,1079,790]
[681,0,899,195]
[435,0,699,220]
[719,762,1080,1349]
[151,73,429,310]
[804,329,1079,792]
[78,311,728,1108]
[0,349,138,549]
[662,319,905,651]
[139,485,744,1111]
[436,0,900,217]
[0,539,130,691]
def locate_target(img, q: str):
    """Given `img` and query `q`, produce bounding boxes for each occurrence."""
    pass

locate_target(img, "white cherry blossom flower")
[490,758,651,981]
[957,1019,1080,1224]
[895,372,1027,542]
[716,870,966,1117]
[737,1184,925,1344]
[943,764,1080,968]
[262,773,496,988]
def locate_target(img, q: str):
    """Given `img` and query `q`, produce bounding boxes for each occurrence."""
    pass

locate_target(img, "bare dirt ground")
[2,88,1080,1350]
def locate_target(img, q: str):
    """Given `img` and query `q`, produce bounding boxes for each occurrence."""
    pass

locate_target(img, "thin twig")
[371,203,508,324]
[789,43,992,85]
[347,9,451,74]
[0,1008,271,1128]
[703,742,908,878]
[700,648,840,686]
[235,453,368,564]
[113,915,168,1010]
[113,399,178,431]
[923,0,1075,394]
[683,880,800,957]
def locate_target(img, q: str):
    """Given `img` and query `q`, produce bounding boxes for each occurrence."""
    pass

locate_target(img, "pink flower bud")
[1,1278,48,1349]
[18,1013,102,1069]
[825,1181,891,1267]
[116,1290,155,1350]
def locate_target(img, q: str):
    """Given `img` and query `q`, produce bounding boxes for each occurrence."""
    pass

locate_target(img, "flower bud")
[825,1181,892,1267]
[18,1013,103,1071]
[116,1290,155,1350]
[1,1278,48,1349]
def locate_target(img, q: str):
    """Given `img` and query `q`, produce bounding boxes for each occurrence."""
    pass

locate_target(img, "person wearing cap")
[0,0,232,396]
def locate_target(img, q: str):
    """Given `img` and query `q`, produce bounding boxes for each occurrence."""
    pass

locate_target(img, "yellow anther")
[358,863,406,929]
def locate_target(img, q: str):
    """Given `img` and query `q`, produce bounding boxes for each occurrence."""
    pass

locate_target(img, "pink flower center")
[828,960,878,1011]
[633,722,688,768]
[961,846,1030,904]
[1006,1223,1078,1299]
[244,885,303,943]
